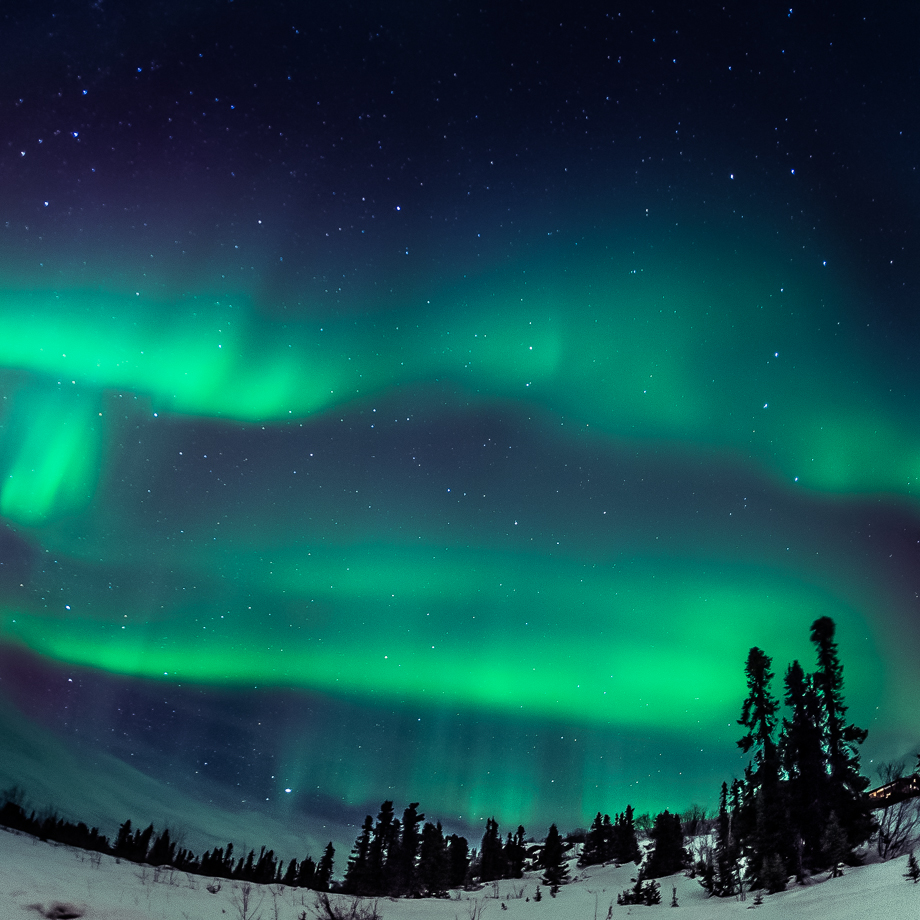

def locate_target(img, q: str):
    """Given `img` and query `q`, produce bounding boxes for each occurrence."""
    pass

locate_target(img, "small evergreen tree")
[618,873,661,905]
[821,812,848,877]
[540,824,569,895]
[905,851,920,883]
[581,813,606,866]
[645,811,685,879]
[504,826,527,878]
[713,782,739,897]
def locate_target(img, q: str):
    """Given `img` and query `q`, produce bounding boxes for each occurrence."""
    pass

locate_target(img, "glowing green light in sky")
[0,235,917,526]
[1,547,882,733]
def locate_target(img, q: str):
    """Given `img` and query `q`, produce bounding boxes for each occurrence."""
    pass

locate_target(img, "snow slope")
[2,825,918,920]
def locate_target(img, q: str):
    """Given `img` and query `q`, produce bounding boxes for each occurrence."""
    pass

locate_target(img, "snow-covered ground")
[2,825,918,920]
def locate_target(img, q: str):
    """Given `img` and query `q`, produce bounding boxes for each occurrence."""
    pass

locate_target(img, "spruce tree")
[418,821,448,896]
[296,855,317,888]
[905,851,920,883]
[114,819,133,858]
[392,803,424,895]
[283,858,299,886]
[821,811,848,877]
[222,843,235,878]
[645,811,685,878]
[366,800,398,894]
[315,842,335,891]
[780,660,826,874]
[580,813,606,866]
[133,823,154,863]
[809,617,874,854]
[540,824,569,895]
[736,647,787,887]
[707,781,738,897]
[601,813,615,862]
[343,815,374,894]
[479,817,504,882]
[148,827,176,867]
[446,834,470,888]
[504,826,527,878]
[613,806,641,864]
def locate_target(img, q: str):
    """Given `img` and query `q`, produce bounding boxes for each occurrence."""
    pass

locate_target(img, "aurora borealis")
[1,1,918,856]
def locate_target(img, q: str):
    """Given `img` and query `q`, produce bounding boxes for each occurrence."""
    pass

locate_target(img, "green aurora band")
[0,240,917,525]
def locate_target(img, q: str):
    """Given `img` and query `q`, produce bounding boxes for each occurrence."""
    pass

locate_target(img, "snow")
[2,825,918,920]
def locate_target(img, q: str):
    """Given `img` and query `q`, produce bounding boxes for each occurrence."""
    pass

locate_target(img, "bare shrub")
[232,881,265,920]
[874,761,920,860]
[464,899,487,920]
[310,891,382,920]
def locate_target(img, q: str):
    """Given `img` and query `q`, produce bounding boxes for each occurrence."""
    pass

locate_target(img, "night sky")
[1,1,919,858]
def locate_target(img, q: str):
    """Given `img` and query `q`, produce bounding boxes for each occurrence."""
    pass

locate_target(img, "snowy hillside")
[2,825,918,920]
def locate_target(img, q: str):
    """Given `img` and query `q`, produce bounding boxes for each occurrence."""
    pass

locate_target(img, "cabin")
[866,773,920,807]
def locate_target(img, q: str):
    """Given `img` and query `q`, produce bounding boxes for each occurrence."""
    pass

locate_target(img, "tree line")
[0,790,334,891]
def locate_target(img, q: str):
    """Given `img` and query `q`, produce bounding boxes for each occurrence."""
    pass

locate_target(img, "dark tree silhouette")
[446,834,470,888]
[315,842,335,891]
[479,817,504,882]
[644,811,685,879]
[781,659,827,874]
[540,824,569,895]
[809,616,874,855]
[418,821,448,896]
[343,815,374,894]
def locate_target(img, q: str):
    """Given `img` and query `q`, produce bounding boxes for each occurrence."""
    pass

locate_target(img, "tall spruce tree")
[315,842,335,891]
[343,814,374,894]
[391,803,424,895]
[736,646,787,887]
[366,800,399,894]
[809,617,874,854]
[780,659,827,875]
